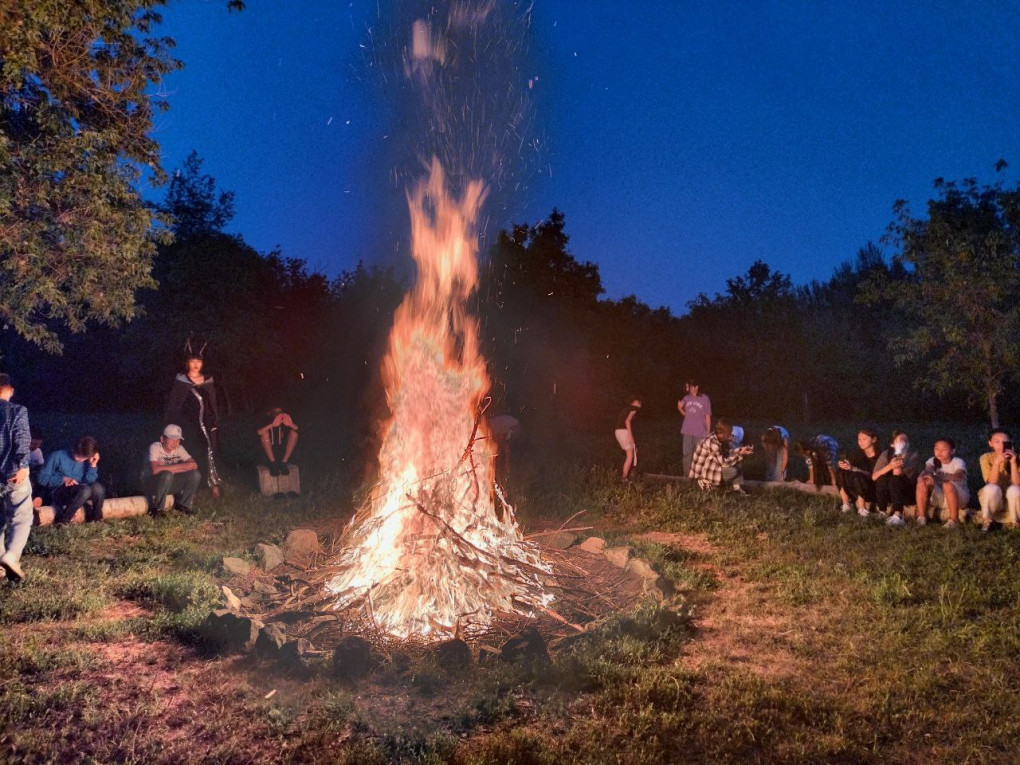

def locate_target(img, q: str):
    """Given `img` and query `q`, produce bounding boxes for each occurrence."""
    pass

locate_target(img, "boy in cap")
[144,424,202,516]
[0,373,33,582]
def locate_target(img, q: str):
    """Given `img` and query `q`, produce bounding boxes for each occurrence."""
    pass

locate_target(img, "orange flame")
[326,159,551,639]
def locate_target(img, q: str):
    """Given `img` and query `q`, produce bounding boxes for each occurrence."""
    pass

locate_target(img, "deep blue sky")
[153,1,1020,313]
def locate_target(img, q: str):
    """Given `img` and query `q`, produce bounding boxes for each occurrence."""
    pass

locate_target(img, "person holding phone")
[37,436,106,525]
[837,429,880,514]
[874,431,920,525]
[978,429,1020,532]
[690,418,752,491]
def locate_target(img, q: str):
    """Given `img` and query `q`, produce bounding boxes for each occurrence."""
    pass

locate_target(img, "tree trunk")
[988,386,1000,429]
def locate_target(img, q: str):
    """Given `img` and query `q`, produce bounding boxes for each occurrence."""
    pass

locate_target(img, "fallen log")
[34,495,173,527]
[741,479,840,496]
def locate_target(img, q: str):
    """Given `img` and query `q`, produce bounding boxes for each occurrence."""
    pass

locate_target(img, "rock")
[222,557,252,577]
[283,529,320,566]
[255,543,285,572]
[652,575,676,599]
[221,585,242,612]
[534,531,578,550]
[434,639,473,672]
[251,580,278,596]
[200,610,263,651]
[602,545,632,569]
[255,623,287,659]
[577,536,606,554]
[625,558,658,580]
[499,627,550,666]
[239,595,258,610]
[278,638,314,678]
[333,636,373,681]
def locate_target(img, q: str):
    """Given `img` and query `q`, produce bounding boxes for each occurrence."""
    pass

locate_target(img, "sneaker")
[277,462,290,476]
[943,519,959,529]
[148,505,166,518]
[886,513,905,527]
[174,504,196,515]
[268,462,281,477]
[916,515,927,526]
[857,507,871,518]
[840,504,853,513]
[0,553,25,583]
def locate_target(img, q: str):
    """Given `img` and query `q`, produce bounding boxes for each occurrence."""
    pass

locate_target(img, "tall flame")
[326,159,551,639]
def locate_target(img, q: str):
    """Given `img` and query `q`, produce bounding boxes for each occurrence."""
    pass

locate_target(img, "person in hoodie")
[37,436,105,525]
[166,350,223,497]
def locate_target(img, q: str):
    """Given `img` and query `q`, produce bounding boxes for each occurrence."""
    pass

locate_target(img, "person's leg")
[0,481,34,580]
[916,478,932,523]
[1006,486,1020,527]
[942,482,960,524]
[281,430,298,467]
[173,469,202,510]
[875,474,891,515]
[150,471,174,514]
[622,448,635,480]
[82,482,105,522]
[763,443,779,482]
[979,484,1002,525]
[721,466,738,487]
[682,435,697,478]
[890,474,913,515]
[52,483,91,524]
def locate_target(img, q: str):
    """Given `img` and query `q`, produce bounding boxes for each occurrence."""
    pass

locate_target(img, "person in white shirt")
[916,437,969,529]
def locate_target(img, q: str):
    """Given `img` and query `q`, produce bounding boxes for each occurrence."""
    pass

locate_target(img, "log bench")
[33,495,173,527]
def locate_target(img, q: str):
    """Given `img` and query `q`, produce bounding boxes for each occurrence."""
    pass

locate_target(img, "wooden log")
[742,479,840,496]
[34,495,173,527]
[257,464,301,497]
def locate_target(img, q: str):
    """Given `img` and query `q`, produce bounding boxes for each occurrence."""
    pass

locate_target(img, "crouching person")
[978,429,1020,532]
[691,419,752,491]
[38,436,105,525]
[144,425,201,516]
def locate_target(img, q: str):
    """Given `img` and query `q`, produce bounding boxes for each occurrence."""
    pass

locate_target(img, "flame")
[326,159,551,639]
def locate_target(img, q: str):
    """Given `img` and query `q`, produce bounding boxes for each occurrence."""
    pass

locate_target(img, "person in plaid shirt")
[690,419,753,490]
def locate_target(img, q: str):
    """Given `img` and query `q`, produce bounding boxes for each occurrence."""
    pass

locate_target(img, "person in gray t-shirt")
[678,379,711,478]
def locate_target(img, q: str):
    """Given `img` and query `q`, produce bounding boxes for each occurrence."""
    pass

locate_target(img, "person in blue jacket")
[38,436,105,525]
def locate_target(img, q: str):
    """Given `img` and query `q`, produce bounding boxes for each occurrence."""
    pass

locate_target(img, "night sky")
[154,1,1020,313]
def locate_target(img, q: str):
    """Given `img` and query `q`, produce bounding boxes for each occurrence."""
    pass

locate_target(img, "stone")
[602,545,632,569]
[255,543,285,572]
[653,575,676,599]
[577,536,606,554]
[199,610,263,651]
[239,596,258,610]
[625,558,658,580]
[251,580,278,596]
[255,623,287,659]
[283,529,320,566]
[498,627,550,666]
[533,531,577,550]
[222,557,252,577]
[434,639,473,672]
[333,636,373,681]
[221,585,242,611]
[277,638,314,678]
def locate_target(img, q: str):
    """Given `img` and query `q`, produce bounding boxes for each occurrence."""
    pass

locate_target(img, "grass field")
[1,416,1017,763]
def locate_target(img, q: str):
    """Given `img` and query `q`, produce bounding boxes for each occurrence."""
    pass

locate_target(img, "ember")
[326,10,552,639]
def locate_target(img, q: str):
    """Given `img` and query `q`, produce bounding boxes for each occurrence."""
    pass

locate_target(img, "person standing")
[614,397,642,481]
[166,350,222,497]
[37,436,106,525]
[0,373,33,582]
[678,379,711,478]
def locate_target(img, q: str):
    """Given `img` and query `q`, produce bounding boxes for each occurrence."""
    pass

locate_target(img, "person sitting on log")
[977,429,1020,533]
[793,434,839,488]
[837,428,880,515]
[37,436,105,525]
[257,407,299,477]
[915,437,969,529]
[690,418,752,492]
[875,430,920,525]
[143,424,201,517]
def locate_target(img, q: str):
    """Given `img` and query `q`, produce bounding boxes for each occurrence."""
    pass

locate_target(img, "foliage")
[862,171,1020,426]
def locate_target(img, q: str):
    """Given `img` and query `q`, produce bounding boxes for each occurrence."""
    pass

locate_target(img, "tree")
[0,1,241,353]
[861,171,1020,427]
[158,151,236,239]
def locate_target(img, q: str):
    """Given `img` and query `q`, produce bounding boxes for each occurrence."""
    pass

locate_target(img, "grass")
[1,415,1019,762]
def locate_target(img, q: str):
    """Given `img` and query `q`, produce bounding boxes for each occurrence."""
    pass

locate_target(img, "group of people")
[614,382,1020,532]
[0,350,303,583]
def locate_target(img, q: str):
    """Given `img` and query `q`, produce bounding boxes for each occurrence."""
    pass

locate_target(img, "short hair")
[73,436,98,459]
[934,436,955,450]
[714,417,732,436]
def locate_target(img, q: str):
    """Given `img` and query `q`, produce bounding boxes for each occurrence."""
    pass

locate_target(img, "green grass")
[2,417,1019,763]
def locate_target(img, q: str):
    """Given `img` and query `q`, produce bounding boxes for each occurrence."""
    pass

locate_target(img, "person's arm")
[625,410,636,440]
[1008,450,1020,486]
[872,452,894,481]
[781,440,789,476]
[677,398,686,416]
[703,397,711,435]
[37,451,65,488]
[7,406,31,484]
[205,381,220,430]
[942,459,967,483]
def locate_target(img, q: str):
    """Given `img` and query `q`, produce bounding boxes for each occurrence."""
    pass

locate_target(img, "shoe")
[943,519,959,529]
[0,553,25,583]
[730,485,748,496]
[840,504,853,513]
[268,462,281,477]
[886,513,905,527]
[916,515,927,526]
[174,504,196,515]
[277,462,290,476]
[273,492,287,500]
[981,521,992,533]
[148,505,165,518]
[857,507,871,518]
[286,491,299,499]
